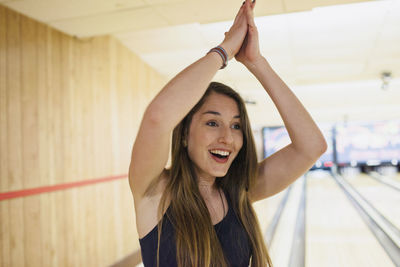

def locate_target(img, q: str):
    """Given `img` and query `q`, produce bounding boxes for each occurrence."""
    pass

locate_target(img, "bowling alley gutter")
[289,176,306,267]
[332,173,400,266]
[369,171,400,192]
[0,174,128,201]
[263,176,307,267]
[265,185,293,245]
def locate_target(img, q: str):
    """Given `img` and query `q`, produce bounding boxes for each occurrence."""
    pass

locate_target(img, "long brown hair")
[153,82,272,266]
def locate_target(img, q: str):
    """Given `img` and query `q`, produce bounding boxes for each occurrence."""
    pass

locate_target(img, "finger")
[245,0,256,27]
[241,0,253,19]
[248,18,256,29]
[233,3,246,23]
[248,23,258,39]
[235,8,249,27]
[243,0,254,18]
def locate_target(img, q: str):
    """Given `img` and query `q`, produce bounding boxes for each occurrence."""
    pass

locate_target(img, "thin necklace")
[218,188,226,219]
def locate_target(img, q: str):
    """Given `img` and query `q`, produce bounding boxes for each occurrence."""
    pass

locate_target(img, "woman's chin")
[193,164,230,179]
[213,169,229,178]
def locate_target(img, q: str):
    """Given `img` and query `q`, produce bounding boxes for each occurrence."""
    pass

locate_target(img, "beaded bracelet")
[207,46,228,69]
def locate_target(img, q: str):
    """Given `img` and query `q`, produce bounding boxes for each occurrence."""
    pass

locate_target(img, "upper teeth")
[210,150,230,156]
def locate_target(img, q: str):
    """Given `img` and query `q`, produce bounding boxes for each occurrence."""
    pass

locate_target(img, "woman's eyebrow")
[202,110,240,118]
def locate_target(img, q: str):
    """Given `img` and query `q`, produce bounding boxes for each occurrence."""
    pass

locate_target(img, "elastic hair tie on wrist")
[207,46,228,69]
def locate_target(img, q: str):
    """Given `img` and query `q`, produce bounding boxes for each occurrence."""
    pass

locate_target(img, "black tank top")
[139,190,252,267]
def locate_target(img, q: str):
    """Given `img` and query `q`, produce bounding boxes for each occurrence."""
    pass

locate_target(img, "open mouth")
[209,150,231,162]
[210,153,228,159]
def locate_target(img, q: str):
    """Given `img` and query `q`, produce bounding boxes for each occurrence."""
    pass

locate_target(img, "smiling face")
[186,92,244,180]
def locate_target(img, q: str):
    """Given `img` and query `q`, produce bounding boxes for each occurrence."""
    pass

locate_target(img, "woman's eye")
[206,121,218,127]
[232,124,241,130]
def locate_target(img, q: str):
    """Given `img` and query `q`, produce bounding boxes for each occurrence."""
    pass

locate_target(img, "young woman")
[129,0,327,266]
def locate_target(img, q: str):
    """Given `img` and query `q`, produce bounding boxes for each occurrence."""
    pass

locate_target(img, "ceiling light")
[381,71,392,90]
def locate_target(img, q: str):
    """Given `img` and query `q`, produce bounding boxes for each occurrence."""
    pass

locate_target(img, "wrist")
[243,55,266,71]
[218,43,234,61]
[207,46,228,69]
[206,50,225,69]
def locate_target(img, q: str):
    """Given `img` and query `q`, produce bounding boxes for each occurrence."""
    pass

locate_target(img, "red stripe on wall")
[0,174,128,201]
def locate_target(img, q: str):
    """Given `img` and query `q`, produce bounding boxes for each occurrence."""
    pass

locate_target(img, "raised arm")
[129,1,250,203]
[236,1,327,202]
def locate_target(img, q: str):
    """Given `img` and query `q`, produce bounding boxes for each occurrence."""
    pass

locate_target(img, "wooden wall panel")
[21,15,43,267]
[0,4,166,267]
[72,37,89,266]
[37,19,54,267]
[6,8,26,267]
[0,5,9,267]
[21,15,38,189]
[109,38,121,177]
[60,33,75,267]
[6,0,22,193]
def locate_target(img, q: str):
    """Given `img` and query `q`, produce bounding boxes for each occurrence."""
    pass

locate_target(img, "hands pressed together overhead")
[220,0,262,67]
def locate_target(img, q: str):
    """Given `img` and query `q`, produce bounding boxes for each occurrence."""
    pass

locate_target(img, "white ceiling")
[2,0,400,126]
[1,0,375,36]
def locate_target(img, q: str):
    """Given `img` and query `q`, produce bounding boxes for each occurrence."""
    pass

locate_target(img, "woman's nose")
[218,127,234,144]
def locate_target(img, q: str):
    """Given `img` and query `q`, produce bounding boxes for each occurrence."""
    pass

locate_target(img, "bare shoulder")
[134,169,171,239]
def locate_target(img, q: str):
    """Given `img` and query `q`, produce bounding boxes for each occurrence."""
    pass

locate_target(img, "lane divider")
[369,171,400,192]
[332,173,400,265]
[288,175,306,267]
[265,183,293,245]
[0,174,128,201]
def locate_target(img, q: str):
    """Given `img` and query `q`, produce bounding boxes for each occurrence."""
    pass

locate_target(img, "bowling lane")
[268,177,304,267]
[392,173,400,183]
[370,171,400,190]
[387,172,400,184]
[306,170,394,267]
[344,173,400,229]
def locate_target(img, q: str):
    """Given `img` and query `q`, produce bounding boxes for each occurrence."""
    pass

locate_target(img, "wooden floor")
[305,171,395,267]
[268,178,303,267]
[253,185,287,240]
[345,173,400,229]
[394,174,400,183]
